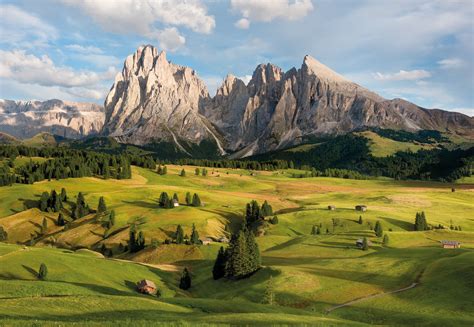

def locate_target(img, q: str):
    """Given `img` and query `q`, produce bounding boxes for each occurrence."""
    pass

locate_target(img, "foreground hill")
[0,165,473,325]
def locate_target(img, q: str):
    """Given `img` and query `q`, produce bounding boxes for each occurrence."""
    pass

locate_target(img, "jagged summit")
[100,45,474,157]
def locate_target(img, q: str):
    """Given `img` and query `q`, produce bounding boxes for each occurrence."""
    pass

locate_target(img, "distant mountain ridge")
[1,45,473,157]
[103,45,473,157]
[0,99,104,139]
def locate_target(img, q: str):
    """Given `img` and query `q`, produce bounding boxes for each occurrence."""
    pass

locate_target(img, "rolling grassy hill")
[0,165,473,325]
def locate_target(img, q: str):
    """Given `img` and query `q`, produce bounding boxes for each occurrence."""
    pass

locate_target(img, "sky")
[0,0,473,116]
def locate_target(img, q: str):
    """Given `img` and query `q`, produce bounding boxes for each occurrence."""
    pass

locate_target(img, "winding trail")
[325,282,418,313]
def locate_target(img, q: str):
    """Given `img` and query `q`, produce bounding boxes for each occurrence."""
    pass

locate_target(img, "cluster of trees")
[176,158,292,171]
[374,221,383,237]
[194,167,208,176]
[291,168,367,180]
[0,145,132,186]
[158,192,202,208]
[245,200,273,227]
[0,226,7,241]
[128,225,146,253]
[39,188,67,213]
[414,211,429,231]
[174,224,200,245]
[157,165,168,175]
[212,225,261,280]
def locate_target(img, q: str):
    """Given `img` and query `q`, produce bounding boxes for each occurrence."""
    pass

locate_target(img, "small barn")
[328,205,336,211]
[355,205,367,212]
[441,240,461,249]
[355,239,372,248]
[136,279,157,295]
[172,199,179,207]
[201,237,212,245]
[218,236,229,243]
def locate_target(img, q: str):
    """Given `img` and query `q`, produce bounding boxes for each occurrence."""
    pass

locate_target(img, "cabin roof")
[441,240,460,245]
[137,279,156,288]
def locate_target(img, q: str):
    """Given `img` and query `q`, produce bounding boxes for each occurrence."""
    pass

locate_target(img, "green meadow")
[0,165,473,326]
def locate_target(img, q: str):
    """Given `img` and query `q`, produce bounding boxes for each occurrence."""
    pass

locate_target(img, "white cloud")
[65,44,103,54]
[153,28,186,52]
[235,18,250,29]
[237,75,252,84]
[0,50,115,101]
[0,4,58,47]
[60,0,215,51]
[449,108,474,117]
[373,70,432,81]
[201,75,223,96]
[231,0,313,23]
[437,58,464,69]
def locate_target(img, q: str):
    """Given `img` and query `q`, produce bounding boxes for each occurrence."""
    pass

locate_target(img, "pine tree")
[185,192,192,205]
[157,165,162,175]
[190,223,200,244]
[311,225,317,235]
[57,213,66,226]
[316,226,321,235]
[128,225,137,252]
[383,234,389,246]
[245,228,261,273]
[270,216,279,224]
[262,276,275,305]
[38,263,48,280]
[137,231,145,250]
[374,221,383,237]
[42,218,48,234]
[175,225,184,244]
[162,166,167,175]
[97,196,107,214]
[212,246,227,280]
[362,237,369,251]
[414,211,429,231]
[73,192,87,219]
[192,193,201,207]
[159,192,169,208]
[60,188,67,202]
[179,268,192,290]
[261,200,273,216]
[39,192,49,212]
[225,229,248,279]
[0,226,8,241]
[358,216,363,224]
[195,168,200,176]
[109,210,116,228]
[180,169,186,177]
[202,168,208,176]
[173,193,179,203]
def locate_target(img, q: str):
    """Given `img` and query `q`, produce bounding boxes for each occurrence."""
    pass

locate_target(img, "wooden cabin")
[136,279,157,294]
[328,205,336,211]
[355,205,367,212]
[441,240,461,249]
[355,239,372,248]
[201,238,212,245]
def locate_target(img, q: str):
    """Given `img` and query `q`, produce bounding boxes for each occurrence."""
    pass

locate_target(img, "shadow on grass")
[122,200,158,209]
[21,265,38,278]
[379,217,413,231]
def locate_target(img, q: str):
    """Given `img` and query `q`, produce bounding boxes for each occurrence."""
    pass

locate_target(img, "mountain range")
[1,44,473,157]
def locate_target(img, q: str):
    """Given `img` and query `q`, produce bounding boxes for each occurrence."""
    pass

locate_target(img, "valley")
[1,164,473,326]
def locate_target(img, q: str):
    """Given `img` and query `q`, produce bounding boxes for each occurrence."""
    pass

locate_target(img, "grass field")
[356,131,435,157]
[0,165,473,326]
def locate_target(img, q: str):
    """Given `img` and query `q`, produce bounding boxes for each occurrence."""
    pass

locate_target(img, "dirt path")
[325,282,418,313]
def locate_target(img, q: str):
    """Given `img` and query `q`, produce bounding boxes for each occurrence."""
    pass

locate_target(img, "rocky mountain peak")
[302,55,349,84]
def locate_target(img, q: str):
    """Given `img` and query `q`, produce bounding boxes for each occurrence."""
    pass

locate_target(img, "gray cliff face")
[103,45,225,155]
[202,55,473,157]
[103,45,473,157]
[0,99,104,139]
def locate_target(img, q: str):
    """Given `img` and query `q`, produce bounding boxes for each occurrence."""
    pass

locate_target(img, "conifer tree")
[261,200,273,216]
[185,192,192,206]
[374,220,383,237]
[137,231,145,250]
[39,192,49,212]
[179,268,192,290]
[358,216,363,224]
[109,210,116,228]
[270,216,279,224]
[60,188,67,202]
[316,226,321,235]
[202,168,208,176]
[0,226,7,241]
[190,223,200,244]
[162,166,167,175]
[311,225,317,235]
[173,193,179,203]
[97,196,107,213]
[383,234,389,246]
[262,276,275,305]
[175,225,184,244]
[212,246,227,280]
[128,225,137,252]
[180,169,186,177]
[192,193,201,207]
[57,213,66,226]
[159,192,169,208]
[73,192,87,219]
[157,165,162,175]
[42,218,48,234]
[38,263,48,280]
[362,237,369,251]
[195,168,200,175]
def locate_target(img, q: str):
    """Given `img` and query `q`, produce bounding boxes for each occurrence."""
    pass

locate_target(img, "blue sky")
[0,0,472,115]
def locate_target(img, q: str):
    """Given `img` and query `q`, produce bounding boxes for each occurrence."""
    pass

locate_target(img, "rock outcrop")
[0,99,104,139]
[103,45,226,155]
[102,45,473,157]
